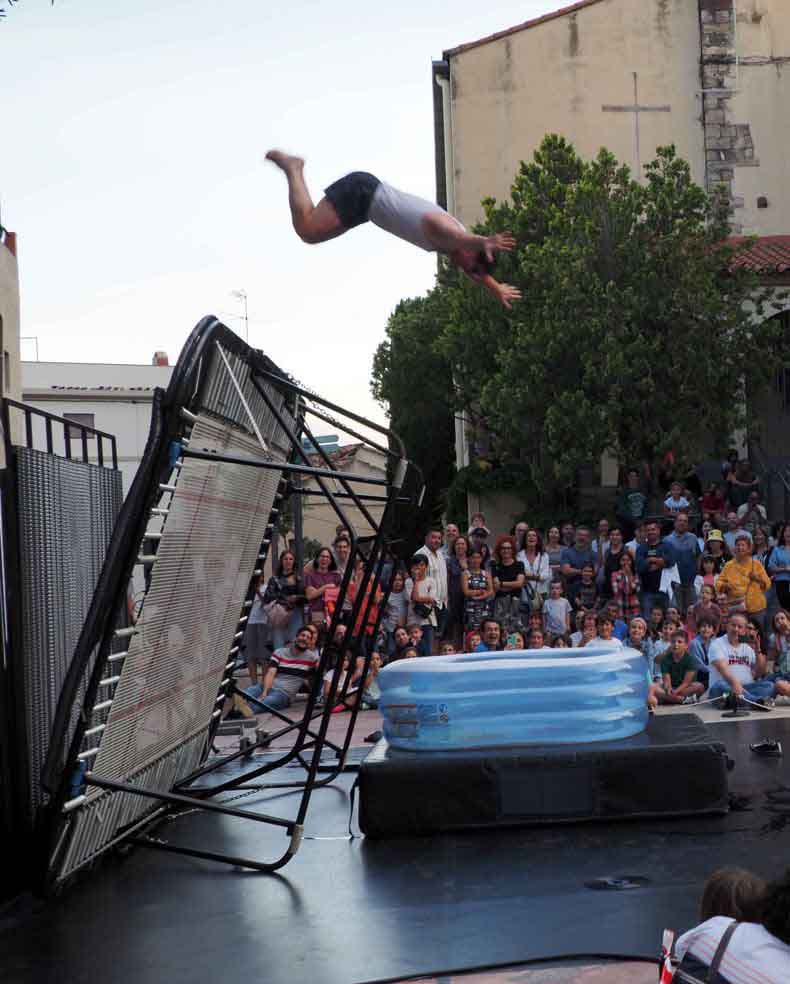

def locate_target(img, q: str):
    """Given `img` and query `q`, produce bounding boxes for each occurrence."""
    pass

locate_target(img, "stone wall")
[699,0,756,230]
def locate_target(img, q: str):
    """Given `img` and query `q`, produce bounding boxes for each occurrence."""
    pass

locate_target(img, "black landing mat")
[359,713,729,837]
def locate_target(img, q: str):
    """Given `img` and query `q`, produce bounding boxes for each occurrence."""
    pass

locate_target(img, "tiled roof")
[306,444,363,467]
[444,0,607,58]
[729,236,790,275]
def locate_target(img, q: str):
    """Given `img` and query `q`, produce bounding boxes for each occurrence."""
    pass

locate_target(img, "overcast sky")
[2,0,556,430]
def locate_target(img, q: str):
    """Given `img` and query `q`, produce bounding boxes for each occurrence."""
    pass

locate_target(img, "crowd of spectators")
[238,461,790,715]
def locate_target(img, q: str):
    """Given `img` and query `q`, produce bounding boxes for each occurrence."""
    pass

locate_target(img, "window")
[770,310,790,413]
[63,412,96,440]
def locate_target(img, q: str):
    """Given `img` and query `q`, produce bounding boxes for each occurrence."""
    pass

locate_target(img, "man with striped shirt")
[245,625,319,712]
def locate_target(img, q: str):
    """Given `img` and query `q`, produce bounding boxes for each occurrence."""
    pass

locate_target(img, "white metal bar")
[78,747,100,761]
[213,341,270,454]
[115,627,137,638]
[92,699,113,714]
[62,795,87,813]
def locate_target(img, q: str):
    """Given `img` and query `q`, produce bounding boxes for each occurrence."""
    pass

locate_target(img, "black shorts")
[324,171,380,229]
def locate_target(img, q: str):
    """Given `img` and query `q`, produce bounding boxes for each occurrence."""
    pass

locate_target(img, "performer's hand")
[483,232,517,260]
[497,283,522,310]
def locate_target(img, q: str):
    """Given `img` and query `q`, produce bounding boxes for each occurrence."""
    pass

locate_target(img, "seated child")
[505,630,526,650]
[528,627,551,649]
[361,651,383,709]
[664,481,690,516]
[439,641,456,655]
[584,613,623,649]
[407,622,431,658]
[654,629,704,704]
[689,615,717,690]
[652,616,681,667]
[323,652,362,712]
[687,583,722,638]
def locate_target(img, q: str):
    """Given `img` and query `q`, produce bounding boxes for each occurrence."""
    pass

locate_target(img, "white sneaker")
[774,695,790,706]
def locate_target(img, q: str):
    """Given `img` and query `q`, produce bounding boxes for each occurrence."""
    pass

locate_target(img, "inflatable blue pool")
[378,648,649,751]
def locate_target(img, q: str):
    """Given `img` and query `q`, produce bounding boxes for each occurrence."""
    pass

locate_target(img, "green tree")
[438,137,787,498]
[371,292,456,553]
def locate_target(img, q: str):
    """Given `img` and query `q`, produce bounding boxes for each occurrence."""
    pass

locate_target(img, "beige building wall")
[444,0,706,227]
[300,444,387,549]
[0,233,23,460]
[726,1,790,234]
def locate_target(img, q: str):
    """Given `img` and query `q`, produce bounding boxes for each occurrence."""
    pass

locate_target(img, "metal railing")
[2,398,118,470]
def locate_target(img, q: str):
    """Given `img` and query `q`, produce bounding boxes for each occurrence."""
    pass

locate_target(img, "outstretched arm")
[465,271,523,310]
[422,211,516,261]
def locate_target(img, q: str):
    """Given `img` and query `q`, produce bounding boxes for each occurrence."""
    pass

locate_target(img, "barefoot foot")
[265,149,305,174]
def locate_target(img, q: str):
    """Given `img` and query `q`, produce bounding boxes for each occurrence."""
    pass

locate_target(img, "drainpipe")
[433,61,456,215]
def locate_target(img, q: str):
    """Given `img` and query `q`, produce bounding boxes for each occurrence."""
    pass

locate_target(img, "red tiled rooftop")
[444,0,607,58]
[729,235,790,275]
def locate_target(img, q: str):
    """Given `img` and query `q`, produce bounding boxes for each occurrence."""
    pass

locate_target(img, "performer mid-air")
[266,151,522,310]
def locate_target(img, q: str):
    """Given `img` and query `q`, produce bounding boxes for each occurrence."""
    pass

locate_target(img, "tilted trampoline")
[0,316,420,896]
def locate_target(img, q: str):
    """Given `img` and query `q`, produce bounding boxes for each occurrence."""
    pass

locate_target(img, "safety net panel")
[16,450,122,817]
[52,412,288,884]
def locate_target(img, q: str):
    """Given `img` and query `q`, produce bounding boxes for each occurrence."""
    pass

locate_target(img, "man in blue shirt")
[664,511,701,616]
[636,520,676,619]
[602,600,629,641]
[561,526,596,593]
[475,618,503,652]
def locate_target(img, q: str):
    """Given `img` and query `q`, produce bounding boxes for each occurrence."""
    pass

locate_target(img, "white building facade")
[21,357,173,495]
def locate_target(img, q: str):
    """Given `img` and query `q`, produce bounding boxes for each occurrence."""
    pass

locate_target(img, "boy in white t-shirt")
[707,612,775,703]
[663,481,691,516]
[542,579,572,639]
[266,150,522,309]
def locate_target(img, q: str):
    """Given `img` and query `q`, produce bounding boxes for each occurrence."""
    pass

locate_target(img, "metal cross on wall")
[602,72,671,176]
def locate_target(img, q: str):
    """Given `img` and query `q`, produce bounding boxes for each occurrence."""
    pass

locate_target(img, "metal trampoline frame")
[14,316,419,893]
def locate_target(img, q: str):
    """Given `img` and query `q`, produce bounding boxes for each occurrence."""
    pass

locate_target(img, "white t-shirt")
[675,917,790,984]
[405,575,438,626]
[708,635,756,688]
[416,545,448,606]
[664,495,690,513]
[543,596,572,636]
[585,637,623,649]
[368,181,464,252]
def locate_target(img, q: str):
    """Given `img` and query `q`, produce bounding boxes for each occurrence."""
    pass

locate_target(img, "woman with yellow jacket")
[715,531,772,630]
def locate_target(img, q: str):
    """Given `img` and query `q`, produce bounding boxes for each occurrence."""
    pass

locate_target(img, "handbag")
[520,581,543,612]
[264,600,291,629]
[413,602,433,619]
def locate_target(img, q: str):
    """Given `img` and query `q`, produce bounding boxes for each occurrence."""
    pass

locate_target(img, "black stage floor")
[4,717,790,984]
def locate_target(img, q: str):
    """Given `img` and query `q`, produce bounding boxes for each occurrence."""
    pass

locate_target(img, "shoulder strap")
[707,920,738,980]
